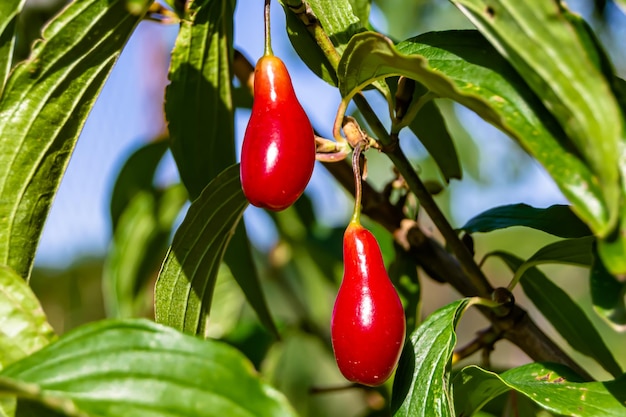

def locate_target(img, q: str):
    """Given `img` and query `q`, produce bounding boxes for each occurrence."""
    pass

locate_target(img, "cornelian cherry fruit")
[240,55,315,211]
[331,221,406,386]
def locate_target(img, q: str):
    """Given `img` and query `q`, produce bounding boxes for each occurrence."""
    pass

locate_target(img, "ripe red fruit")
[240,55,315,211]
[331,222,406,386]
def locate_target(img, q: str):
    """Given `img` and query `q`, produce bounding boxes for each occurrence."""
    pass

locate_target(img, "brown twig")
[231,40,593,381]
[322,160,593,380]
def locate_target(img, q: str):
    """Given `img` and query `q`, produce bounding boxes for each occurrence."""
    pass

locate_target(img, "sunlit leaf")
[0,265,55,369]
[165,0,276,336]
[0,0,151,279]
[155,164,249,336]
[409,99,461,182]
[0,0,25,93]
[224,223,280,339]
[280,1,337,86]
[280,0,365,85]
[451,0,622,236]
[0,319,298,417]
[165,0,235,200]
[494,252,623,378]
[392,298,471,417]
[0,265,55,417]
[348,0,371,26]
[461,203,592,238]
[307,0,364,55]
[338,30,610,236]
[454,362,626,416]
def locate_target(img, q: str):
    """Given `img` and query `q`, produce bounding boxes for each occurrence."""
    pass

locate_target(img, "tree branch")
[322,160,593,380]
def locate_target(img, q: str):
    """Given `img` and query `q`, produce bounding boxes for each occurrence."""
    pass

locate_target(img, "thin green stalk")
[264,0,273,56]
[284,0,341,69]
[351,142,364,224]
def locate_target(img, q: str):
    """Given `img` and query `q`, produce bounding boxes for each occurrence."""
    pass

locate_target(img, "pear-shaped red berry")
[331,221,406,386]
[240,55,315,211]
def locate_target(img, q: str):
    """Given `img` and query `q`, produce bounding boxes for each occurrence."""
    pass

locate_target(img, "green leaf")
[409,99,462,182]
[155,164,249,336]
[280,0,366,86]
[165,0,277,337]
[109,139,170,231]
[337,30,611,236]
[0,0,151,279]
[0,265,55,417]
[524,237,594,267]
[307,0,364,55]
[392,298,471,417]
[590,254,626,331]
[165,0,235,200]
[280,2,338,86]
[461,204,592,238]
[164,0,275,333]
[348,0,371,26]
[594,76,626,275]
[104,184,187,318]
[494,252,623,378]
[0,0,25,93]
[0,265,55,370]
[451,0,622,234]
[0,319,298,417]
[454,362,626,417]
[224,223,280,339]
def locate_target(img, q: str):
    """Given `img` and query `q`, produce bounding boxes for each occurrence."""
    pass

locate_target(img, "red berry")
[240,55,315,211]
[331,222,406,386]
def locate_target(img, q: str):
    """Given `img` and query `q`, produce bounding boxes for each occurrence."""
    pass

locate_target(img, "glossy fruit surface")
[240,55,315,211]
[331,222,406,386]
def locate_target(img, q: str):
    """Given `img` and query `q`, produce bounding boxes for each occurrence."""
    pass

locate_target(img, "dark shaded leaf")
[460,204,592,238]
[388,243,421,334]
[590,253,626,331]
[165,0,235,200]
[109,139,170,230]
[409,99,462,182]
[494,252,622,378]
[224,222,280,339]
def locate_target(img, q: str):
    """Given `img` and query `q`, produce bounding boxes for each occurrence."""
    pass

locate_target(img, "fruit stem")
[264,0,273,56]
[351,141,365,225]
